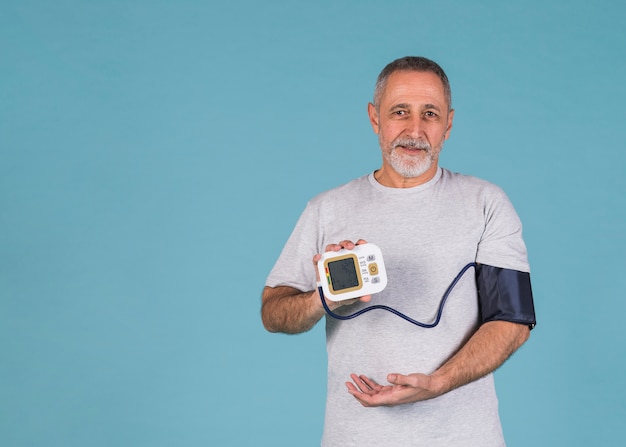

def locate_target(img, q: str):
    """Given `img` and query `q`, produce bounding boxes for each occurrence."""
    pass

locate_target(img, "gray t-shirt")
[266,168,529,447]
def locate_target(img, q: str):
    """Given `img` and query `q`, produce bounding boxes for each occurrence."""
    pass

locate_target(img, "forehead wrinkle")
[380,71,449,112]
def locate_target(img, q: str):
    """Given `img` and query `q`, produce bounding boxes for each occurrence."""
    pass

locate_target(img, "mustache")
[392,138,431,151]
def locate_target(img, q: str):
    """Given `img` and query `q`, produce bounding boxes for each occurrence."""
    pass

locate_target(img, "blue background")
[2,1,625,445]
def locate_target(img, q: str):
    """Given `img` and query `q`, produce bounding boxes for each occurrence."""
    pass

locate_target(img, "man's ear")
[444,109,454,139]
[367,102,379,134]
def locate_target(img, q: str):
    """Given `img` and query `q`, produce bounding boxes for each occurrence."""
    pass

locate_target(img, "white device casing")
[317,243,387,301]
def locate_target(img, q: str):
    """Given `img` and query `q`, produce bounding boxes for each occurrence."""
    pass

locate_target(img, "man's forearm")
[431,320,530,395]
[261,286,326,334]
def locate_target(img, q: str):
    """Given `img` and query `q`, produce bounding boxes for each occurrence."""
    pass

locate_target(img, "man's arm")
[261,286,326,334]
[262,240,372,334]
[347,320,530,406]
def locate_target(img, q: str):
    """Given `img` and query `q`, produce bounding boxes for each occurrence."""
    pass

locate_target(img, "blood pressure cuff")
[475,264,536,329]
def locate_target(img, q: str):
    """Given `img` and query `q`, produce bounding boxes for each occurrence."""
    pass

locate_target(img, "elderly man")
[262,56,536,446]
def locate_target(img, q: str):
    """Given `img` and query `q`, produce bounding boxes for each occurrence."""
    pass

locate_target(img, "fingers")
[359,374,384,392]
[324,239,368,253]
[345,373,439,407]
[348,374,382,394]
[313,239,369,266]
[346,374,384,407]
[359,294,372,303]
[312,253,322,281]
[325,240,353,253]
[346,374,395,407]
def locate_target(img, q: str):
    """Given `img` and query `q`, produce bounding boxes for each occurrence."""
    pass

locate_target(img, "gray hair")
[373,56,452,111]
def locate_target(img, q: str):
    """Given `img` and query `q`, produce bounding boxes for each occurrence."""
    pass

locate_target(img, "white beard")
[382,137,442,179]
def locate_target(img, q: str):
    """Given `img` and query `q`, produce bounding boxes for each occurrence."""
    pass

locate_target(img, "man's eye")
[393,110,407,116]
[424,111,438,118]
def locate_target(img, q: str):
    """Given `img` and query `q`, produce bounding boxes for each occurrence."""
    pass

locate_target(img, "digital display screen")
[327,258,360,291]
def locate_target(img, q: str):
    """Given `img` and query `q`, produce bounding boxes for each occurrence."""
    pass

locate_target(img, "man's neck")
[374,164,439,188]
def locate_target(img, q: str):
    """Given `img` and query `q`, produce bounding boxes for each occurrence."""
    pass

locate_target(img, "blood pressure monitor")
[317,243,387,301]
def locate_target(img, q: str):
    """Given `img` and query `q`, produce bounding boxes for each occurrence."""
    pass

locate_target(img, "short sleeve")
[476,187,530,273]
[265,201,322,292]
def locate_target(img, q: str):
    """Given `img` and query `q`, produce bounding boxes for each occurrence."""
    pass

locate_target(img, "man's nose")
[404,116,422,137]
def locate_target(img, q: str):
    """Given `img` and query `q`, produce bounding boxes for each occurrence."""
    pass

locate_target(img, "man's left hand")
[346,373,443,407]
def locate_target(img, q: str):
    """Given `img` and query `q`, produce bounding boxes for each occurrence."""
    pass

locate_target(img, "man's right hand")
[313,239,373,312]
[261,239,373,334]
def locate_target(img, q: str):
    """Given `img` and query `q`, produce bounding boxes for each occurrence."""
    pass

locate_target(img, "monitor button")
[368,263,378,275]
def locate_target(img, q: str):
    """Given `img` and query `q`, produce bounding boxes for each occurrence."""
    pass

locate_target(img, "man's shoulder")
[440,168,506,196]
[308,173,372,206]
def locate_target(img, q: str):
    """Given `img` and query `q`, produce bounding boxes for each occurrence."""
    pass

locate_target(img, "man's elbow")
[518,323,531,346]
[505,321,531,351]
[261,310,280,333]
[260,287,289,333]
[260,295,279,333]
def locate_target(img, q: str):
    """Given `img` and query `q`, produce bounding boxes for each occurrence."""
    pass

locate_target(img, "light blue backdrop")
[2,1,625,446]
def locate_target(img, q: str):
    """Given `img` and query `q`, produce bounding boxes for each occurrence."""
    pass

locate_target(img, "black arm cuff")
[475,264,536,329]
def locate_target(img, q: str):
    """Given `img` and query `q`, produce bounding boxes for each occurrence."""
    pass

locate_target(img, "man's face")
[368,70,454,185]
